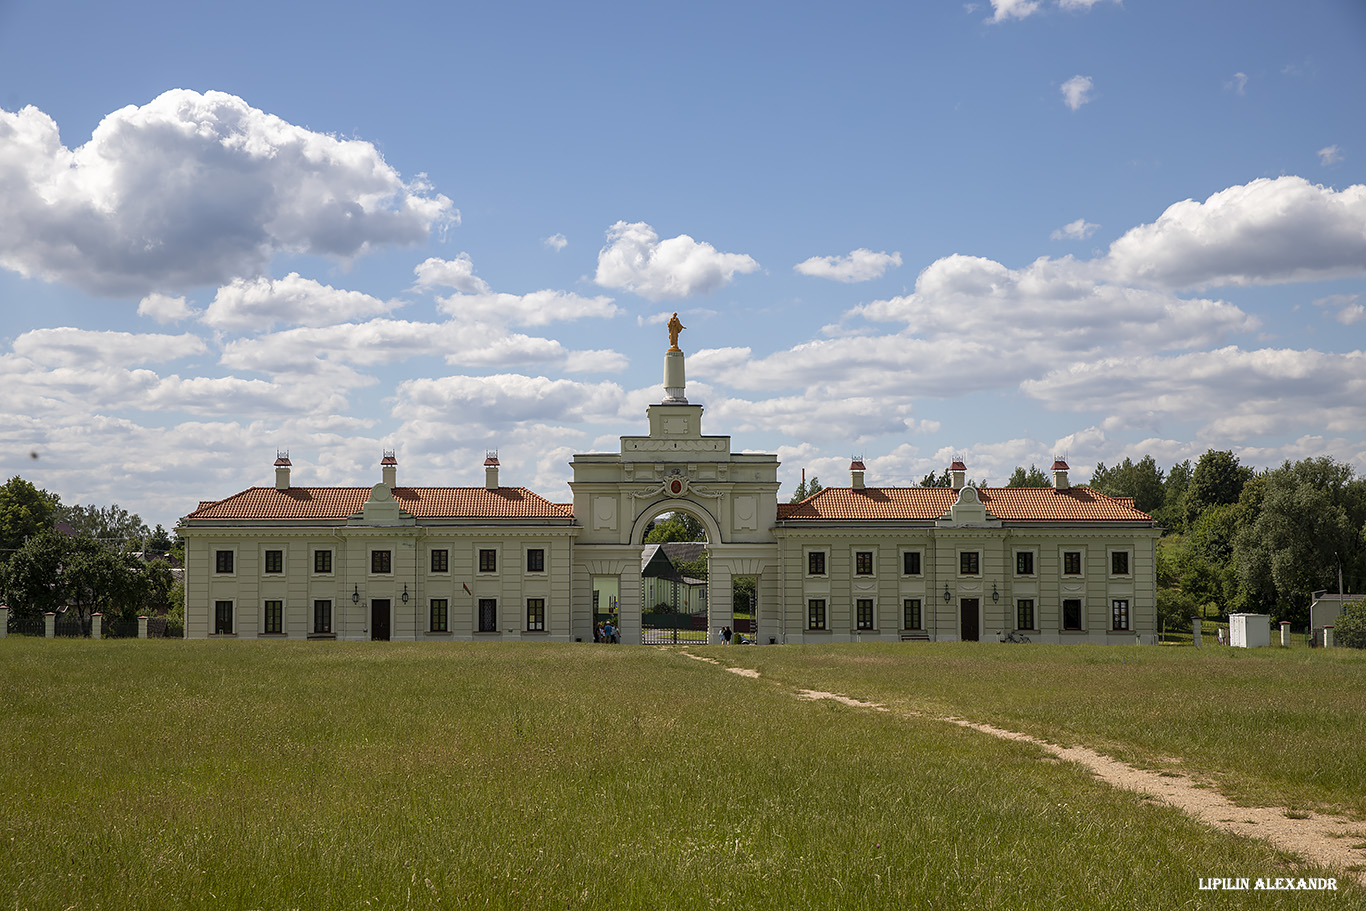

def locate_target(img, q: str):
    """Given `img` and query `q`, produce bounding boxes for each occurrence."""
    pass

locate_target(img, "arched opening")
[637,507,709,644]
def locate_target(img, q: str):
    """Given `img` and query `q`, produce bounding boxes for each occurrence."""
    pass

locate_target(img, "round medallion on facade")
[669,478,684,495]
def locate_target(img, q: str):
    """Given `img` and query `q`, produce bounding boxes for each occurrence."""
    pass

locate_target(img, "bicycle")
[1001,630,1031,643]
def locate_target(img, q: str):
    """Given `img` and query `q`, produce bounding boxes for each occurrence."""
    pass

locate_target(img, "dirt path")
[681,651,1366,882]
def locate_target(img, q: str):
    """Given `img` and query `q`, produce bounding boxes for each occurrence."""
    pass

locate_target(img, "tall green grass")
[0,639,1358,909]
[727,641,1366,818]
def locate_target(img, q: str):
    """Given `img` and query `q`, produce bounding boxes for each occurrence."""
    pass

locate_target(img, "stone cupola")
[274,452,292,490]
[1051,459,1070,490]
[381,451,398,489]
[484,452,500,490]
[950,459,967,489]
[850,459,866,490]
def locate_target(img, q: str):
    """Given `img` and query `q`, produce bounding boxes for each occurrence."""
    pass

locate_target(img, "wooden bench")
[899,632,930,642]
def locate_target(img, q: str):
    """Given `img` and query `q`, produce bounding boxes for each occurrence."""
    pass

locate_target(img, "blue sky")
[1,0,1364,531]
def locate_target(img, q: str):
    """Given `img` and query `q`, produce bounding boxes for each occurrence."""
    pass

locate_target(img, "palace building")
[179,321,1158,644]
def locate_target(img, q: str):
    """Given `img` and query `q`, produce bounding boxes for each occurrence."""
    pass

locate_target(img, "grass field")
[1,639,1362,910]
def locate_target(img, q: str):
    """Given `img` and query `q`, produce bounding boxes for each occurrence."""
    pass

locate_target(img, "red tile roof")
[184,487,574,521]
[779,486,1151,523]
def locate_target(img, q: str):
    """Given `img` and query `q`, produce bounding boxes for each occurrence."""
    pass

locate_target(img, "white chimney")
[950,459,967,489]
[850,459,866,490]
[484,452,500,490]
[1052,459,1070,490]
[381,451,397,489]
[274,452,291,490]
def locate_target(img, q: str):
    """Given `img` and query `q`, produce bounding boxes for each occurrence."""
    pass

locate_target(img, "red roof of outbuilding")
[779,486,1151,523]
[184,486,574,521]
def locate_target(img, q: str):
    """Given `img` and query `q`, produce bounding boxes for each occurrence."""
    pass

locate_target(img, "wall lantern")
[352,584,360,604]
[991,583,999,603]
[943,584,952,603]
[401,583,410,604]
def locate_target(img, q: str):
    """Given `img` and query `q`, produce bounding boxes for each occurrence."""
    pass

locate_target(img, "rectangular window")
[479,549,497,573]
[214,600,233,635]
[371,550,392,574]
[1063,551,1082,575]
[1016,551,1034,575]
[215,550,234,574]
[807,599,827,631]
[430,599,449,633]
[526,548,545,572]
[264,600,283,635]
[960,551,980,575]
[1063,599,1083,630]
[431,549,449,573]
[855,551,874,575]
[856,599,874,630]
[1016,599,1035,631]
[1112,599,1130,631]
[478,598,498,632]
[313,549,332,574]
[903,551,921,575]
[903,598,922,630]
[1111,551,1130,575]
[313,600,332,634]
[526,598,546,631]
[264,549,283,574]
[807,551,826,575]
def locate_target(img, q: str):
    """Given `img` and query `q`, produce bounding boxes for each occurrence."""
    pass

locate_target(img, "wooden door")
[371,599,391,641]
[960,598,979,642]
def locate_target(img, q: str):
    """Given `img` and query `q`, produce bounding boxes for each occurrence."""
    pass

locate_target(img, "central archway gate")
[568,340,782,645]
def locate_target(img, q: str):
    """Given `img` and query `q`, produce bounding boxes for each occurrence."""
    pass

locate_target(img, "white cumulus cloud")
[0,90,455,296]
[138,293,195,324]
[412,254,491,294]
[1318,145,1344,166]
[794,248,902,282]
[1051,219,1099,241]
[1104,176,1366,289]
[544,233,568,251]
[202,273,402,332]
[594,221,759,301]
[436,289,620,327]
[1061,75,1094,111]
[988,0,1041,21]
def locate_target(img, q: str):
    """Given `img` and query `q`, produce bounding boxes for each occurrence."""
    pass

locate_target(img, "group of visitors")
[718,625,732,644]
[595,621,619,643]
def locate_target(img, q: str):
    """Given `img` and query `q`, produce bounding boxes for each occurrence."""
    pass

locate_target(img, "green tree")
[1,530,150,629]
[1006,465,1050,487]
[1184,450,1252,527]
[1156,459,1193,532]
[789,474,824,502]
[644,512,706,543]
[56,502,149,548]
[1332,599,1366,649]
[0,476,58,560]
[919,470,952,488]
[1089,455,1166,514]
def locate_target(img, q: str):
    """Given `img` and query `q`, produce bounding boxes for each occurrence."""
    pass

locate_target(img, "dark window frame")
[313,600,331,634]
[903,598,922,631]
[526,598,546,631]
[431,549,449,573]
[960,551,980,575]
[215,550,234,574]
[478,549,497,573]
[1112,599,1130,631]
[313,549,332,574]
[856,598,875,630]
[430,599,449,633]
[855,551,874,576]
[1111,551,1130,576]
[807,551,826,576]
[807,599,827,631]
[264,549,283,574]
[263,600,283,635]
[371,550,392,574]
[1016,599,1035,631]
[902,551,922,576]
[1063,551,1083,575]
[526,548,545,573]
[1016,551,1034,576]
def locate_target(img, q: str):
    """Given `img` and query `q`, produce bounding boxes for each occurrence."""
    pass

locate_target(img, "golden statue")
[667,312,685,351]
